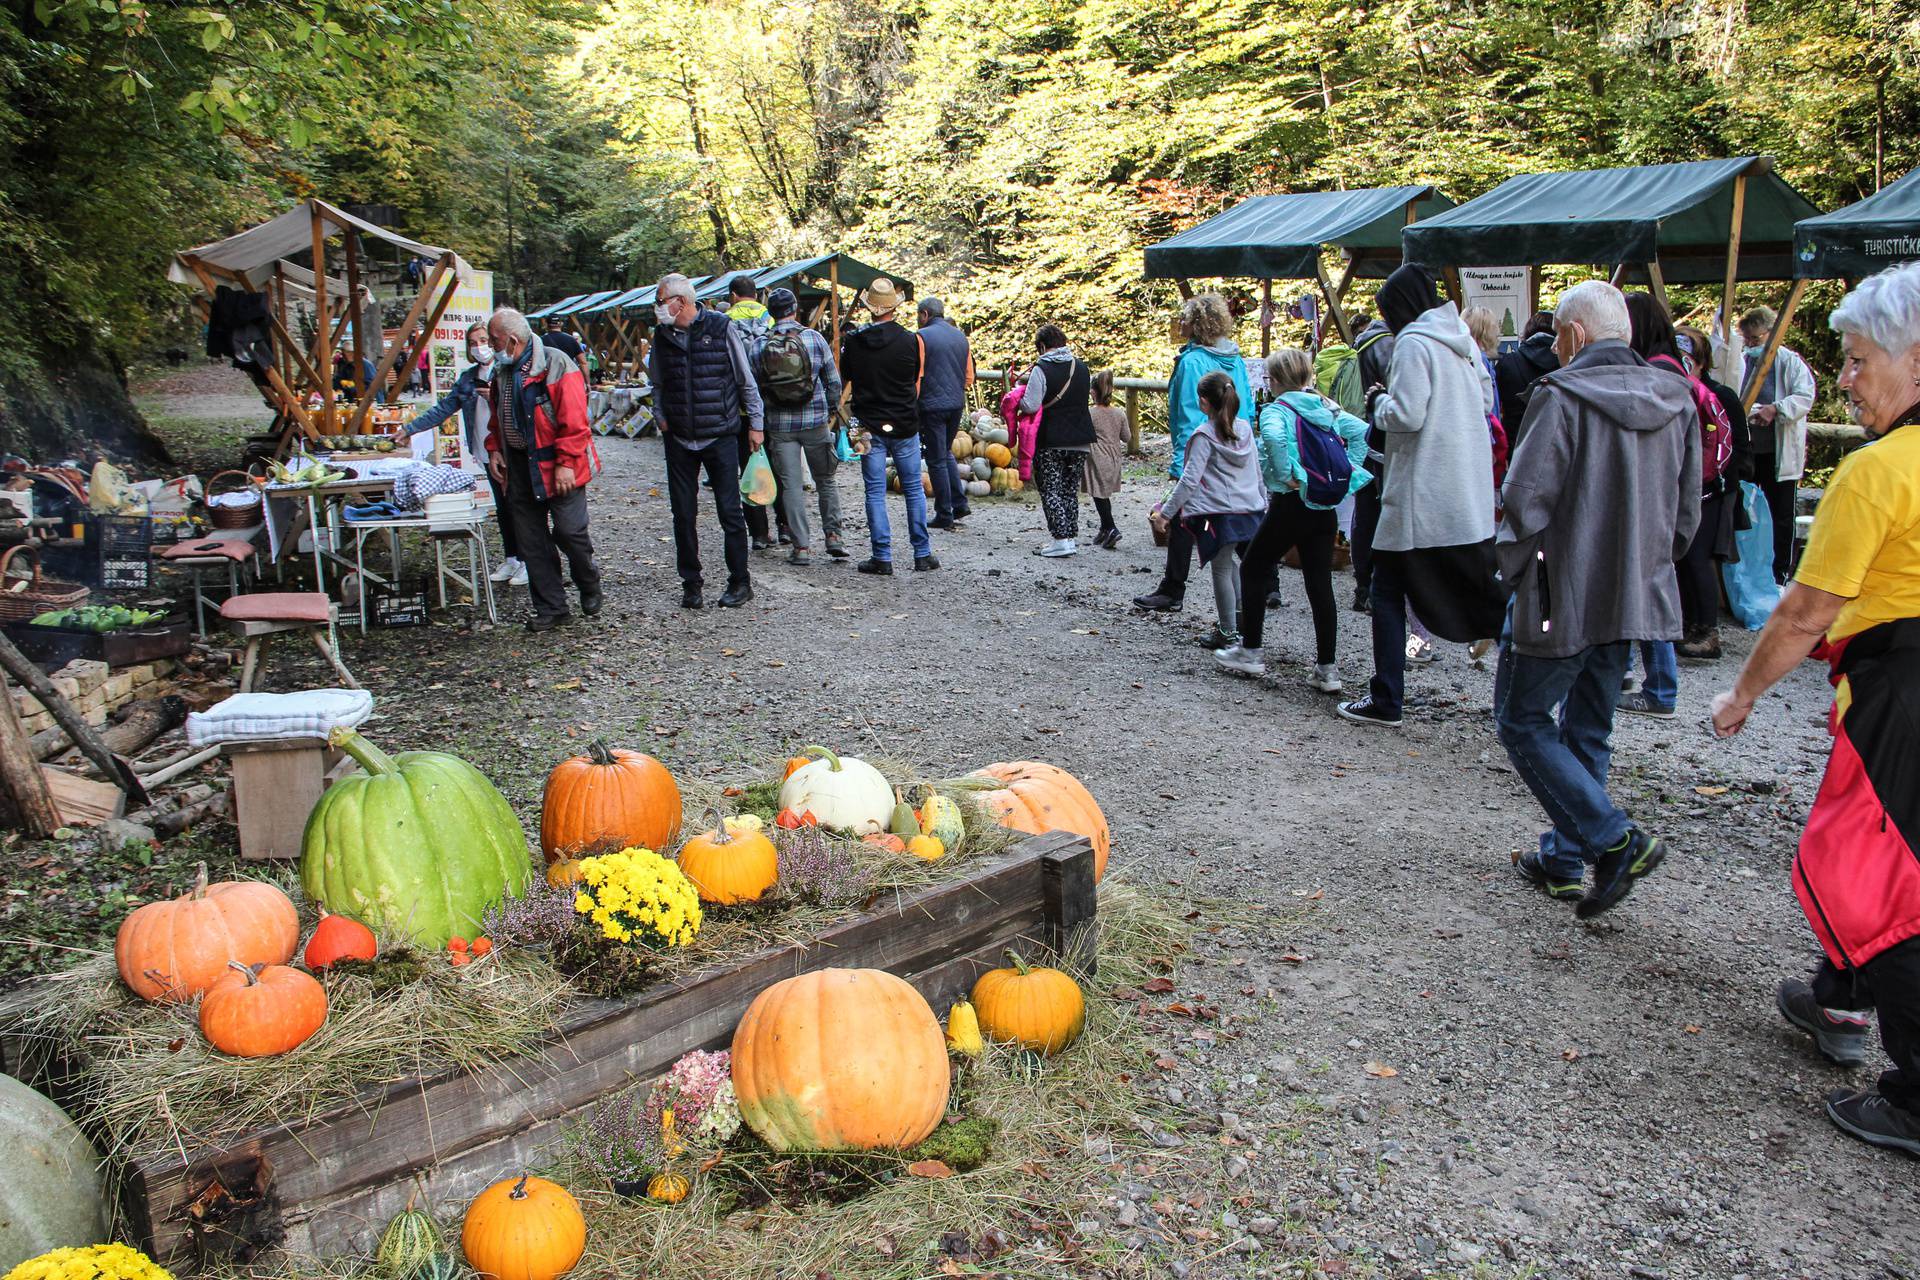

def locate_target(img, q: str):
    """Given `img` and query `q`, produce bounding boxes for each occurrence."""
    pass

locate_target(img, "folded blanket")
[187,688,375,747]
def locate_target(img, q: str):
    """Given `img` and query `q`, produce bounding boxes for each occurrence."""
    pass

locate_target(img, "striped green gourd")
[375,1203,442,1278]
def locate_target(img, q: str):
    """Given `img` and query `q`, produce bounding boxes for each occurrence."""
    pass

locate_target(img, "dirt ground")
[42,367,1920,1277]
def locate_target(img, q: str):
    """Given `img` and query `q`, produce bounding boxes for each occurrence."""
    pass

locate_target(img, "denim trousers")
[917,406,968,521]
[1637,640,1678,710]
[860,432,932,561]
[1495,636,1635,880]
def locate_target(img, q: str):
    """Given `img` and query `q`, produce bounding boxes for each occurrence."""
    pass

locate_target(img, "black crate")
[370,579,430,628]
[94,515,155,590]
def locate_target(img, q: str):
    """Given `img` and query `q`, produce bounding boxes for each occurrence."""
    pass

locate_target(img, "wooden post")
[1527,270,1541,321]
[1741,277,1809,414]
[344,233,364,385]
[310,203,334,436]
[1039,834,1099,977]
[1259,278,1274,359]
[1175,278,1195,301]
[1442,267,1464,307]
[348,253,453,430]
[0,674,57,836]
[1125,388,1142,455]
[828,256,842,370]
[1721,174,1748,352]
[1645,261,1671,315]
[1609,263,1631,287]
[1316,262,1353,344]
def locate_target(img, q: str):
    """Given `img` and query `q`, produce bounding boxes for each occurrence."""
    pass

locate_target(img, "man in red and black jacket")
[485,307,603,631]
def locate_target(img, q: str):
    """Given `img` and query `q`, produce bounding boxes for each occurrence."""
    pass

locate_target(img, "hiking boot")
[825,537,849,560]
[525,612,573,633]
[680,587,704,610]
[1196,625,1236,650]
[1213,645,1264,677]
[1617,690,1676,719]
[857,558,893,576]
[1133,591,1183,613]
[1513,849,1584,902]
[717,582,753,608]
[1336,695,1402,728]
[1776,979,1870,1066]
[1266,590,1283,608]
[789,547,812,566]
[1825,1089,1920,1157]
[1576,827,1667,919]
[1307,663,1343,694]
[579,589,604,617]
[1678,628,1723,662]
[914,555,940,572]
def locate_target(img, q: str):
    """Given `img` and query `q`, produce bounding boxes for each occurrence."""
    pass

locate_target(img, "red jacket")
[483,339,599,501]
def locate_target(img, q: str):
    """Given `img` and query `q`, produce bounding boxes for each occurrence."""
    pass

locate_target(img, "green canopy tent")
[1403,157,1822,409]
[1794,168,1920,280]
[1141,185,1452,345]
[527,295,586,321]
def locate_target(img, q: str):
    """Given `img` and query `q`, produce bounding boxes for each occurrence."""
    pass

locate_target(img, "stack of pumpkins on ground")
[952,422,1023,499]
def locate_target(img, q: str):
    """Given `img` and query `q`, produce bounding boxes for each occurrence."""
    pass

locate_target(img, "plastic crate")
[370,579,430,628]
[94,515,155,590]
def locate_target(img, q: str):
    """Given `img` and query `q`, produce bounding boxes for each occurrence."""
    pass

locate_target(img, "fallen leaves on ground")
[907,1159,954,1178]
[1363,1061,1400,1078]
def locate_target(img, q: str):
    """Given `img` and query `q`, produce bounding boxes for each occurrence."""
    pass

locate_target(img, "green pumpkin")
[969,457,992,481]
[0,1075,108,1272]
[377,1204,442,1278]
[301,731,532,948]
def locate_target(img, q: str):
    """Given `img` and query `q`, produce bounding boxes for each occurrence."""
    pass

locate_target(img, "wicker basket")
[0,544,89,623]
[205,470,263,531]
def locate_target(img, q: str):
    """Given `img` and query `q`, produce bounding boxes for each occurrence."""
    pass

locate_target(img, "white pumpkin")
[970,457,992,481]
[965,479,991,497]
[985,426,1010,446]
[952,432,973,461]
[778,746,894,834]
[0,1075,108,1271]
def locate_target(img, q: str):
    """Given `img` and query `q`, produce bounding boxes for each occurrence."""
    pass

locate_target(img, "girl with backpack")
[1150,371,1267,651]
[1673,323,1750,661]
[1216,349,1372,691]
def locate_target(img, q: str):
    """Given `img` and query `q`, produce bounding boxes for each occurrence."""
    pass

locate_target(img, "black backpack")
[758,328,816,407]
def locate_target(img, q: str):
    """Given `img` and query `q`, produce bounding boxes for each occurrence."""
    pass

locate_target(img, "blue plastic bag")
[834,424,856,464]
[1721,481,1780,629]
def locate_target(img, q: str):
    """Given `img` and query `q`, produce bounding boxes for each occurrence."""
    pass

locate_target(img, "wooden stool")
[226,736,344,860]
[158,537,257,634]
[219,593,359,692]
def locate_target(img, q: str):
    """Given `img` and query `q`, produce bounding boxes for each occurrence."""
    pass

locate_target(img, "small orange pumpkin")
[539,740,682,863]
[675,810,779,905]
[303,911,377,971]
[199,961,329,1057]
[861,832,906,853]
[782,756,810,780]
[545,859,586,888]
[115,862,300,1002]
[462,1174,586,1280]
[968,762,1111,882]
[970,950,1085,1054]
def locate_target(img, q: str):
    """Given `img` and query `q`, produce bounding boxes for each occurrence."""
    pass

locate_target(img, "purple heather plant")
[482,876,578,949]
[580,1082,666,1182]
[776,823,871,905]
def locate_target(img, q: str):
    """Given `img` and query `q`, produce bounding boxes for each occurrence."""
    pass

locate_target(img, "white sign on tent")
[1460,267,1531,352]
[431,269,495,398]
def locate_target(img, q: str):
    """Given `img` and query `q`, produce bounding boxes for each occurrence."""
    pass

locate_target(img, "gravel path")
[219,412,1915,1278]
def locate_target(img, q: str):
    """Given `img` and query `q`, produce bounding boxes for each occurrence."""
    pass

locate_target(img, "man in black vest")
[649,273,764,609]
[840,278,937,575]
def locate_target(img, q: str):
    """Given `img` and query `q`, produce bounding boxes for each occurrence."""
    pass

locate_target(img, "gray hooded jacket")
[1497,340,1702,658]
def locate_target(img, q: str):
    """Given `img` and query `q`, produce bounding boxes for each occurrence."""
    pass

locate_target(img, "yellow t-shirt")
[1793,423,1920,641]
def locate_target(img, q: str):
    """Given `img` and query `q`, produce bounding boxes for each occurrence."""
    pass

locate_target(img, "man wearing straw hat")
[839,277,938,575]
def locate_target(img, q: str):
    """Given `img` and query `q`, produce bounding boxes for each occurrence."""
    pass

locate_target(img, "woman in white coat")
[1739,306,1817,583]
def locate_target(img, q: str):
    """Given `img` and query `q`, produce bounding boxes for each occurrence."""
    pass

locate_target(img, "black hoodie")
[1496,332,1560,436]
[840,319,922,436]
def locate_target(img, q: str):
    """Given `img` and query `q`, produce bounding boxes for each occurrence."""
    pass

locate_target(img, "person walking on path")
[1133,293,1252,613]
[725,274,783,550]
[915,297,974,529]
[1497,281,1699,915]
[1021,324,1095,557]
[1337,265,1495,728]
[1619,292,1688,720]
[1344,309,1397,613]
[1739,305,1817,582]
[1672,323,1751,661]
[1149,372,1267,650]
[650,273,763,609]
[1215,348,1372,692]
[1494,311,1560,445]
[398,319,526,588]
[1085,370,1129,548]
[753,287,843,566]
[1712,262,1920,1157]
[483,307,604,632]
[840,278,937,575]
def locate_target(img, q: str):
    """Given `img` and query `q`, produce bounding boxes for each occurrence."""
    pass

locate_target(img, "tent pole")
[1315,263,1352,345]
[1332,255,1359,310]
[1741,278,1808,414]
[352,252,455,431]
[1260,278,1274,358]
[1441,268,1464,307]
[828,257,842,371]
[1645,261,1670,315]
[1176,278,1194,301]
[1721,175,1748,349]
[1609,263,1630,287]
[345,231,364,386]
[310,202,334,436]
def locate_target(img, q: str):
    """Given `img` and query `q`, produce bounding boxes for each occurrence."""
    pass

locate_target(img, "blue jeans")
[861,433,931,561]
[1366,549,1411,714]
[1495,636,1634,881]
[1637,641,1677,710]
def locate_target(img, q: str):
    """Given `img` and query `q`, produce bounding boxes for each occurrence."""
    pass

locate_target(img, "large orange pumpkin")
[969,762,1111,882]
[970,950,1085,1054]
[539,740,682,863]
[732,968,949,1151]
[200,961,329,1057]
[462,1175,585,1280]
[115,863,300,1002]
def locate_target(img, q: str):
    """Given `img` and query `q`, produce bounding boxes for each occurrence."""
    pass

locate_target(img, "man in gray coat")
[1496,280,1701,919]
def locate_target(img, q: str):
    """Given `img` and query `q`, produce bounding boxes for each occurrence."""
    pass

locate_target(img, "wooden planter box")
[11,831,1097,1270]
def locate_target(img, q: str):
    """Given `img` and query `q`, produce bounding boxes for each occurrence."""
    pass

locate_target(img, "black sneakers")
[1576,828,1667,918]
[1514,850,1584,902]
[680,587,704,610]
[1776,979,1871,1066]
[717,583,753,608]
[1132,591,1182,612]
[1825,1088,1920,1157]
[1335,695,1402,727]
[914,555,940,572]
[525,613,573,633]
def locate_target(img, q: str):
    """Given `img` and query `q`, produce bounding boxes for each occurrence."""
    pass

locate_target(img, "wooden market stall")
[1142,185,1453,350]
[170,201,475,453]
[1402,156,1822,408]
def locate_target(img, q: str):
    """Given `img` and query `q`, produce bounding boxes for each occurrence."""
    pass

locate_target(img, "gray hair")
[918,296,945,319]
[656,273,695,303]
[1830,261,1920,357]
[488,307,533,344]
[1554,281,1630,343]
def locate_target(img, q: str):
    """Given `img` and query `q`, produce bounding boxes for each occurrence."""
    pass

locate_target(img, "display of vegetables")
[268,459,350,486]
[776,745,894,835]
[114,863,300,1002]
[29,605,165,632]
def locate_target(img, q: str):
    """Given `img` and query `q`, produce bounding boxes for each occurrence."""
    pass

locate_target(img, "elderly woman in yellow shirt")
[1712,260,1920,1158]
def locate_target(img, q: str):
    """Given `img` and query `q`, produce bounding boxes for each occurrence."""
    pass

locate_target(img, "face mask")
[469,344,493,364]
[655,304,673,325]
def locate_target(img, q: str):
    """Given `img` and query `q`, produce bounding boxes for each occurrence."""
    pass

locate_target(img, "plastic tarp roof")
[527,294,586,320]
[1402,158,1821,283]
[1794,169,1920,279]
[757,253,912,297]
[1143,186,1451,281]
[548,290,622,317]
[170,198,473,286]
[578,286,651,315]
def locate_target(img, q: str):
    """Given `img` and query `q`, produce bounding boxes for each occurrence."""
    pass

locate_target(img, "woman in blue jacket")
[1215,348,1371,692]
[396,320,524,585]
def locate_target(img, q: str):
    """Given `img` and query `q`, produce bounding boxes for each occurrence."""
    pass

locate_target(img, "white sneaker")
[491,557,523,584]
[1214,645,1264,677]
[508,564,529,587]
[1406,634,1438,664]
[1035,539,1077,558]
[1308,663,1343,693]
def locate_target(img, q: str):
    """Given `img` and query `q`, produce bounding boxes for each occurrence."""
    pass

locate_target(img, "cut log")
[41,766,126,827]
[34,696,187,762]
[153,791,229,839]
[0,673,56,836]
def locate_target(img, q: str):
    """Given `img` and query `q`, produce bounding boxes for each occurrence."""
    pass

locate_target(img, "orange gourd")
[199,961,329,1057]
[676,810,779,905]
[971,950,1085,1054]
[732,968,950,1151]
[968,762,1111,881]
[303,911,377,971]
[115,863,300,1002]
[539,740,682,863]
[546,859,586,888]
[462,1175,586,1280]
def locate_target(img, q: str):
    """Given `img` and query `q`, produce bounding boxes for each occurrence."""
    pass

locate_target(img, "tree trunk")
[0,674,58,836]
[0,633,146,804]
